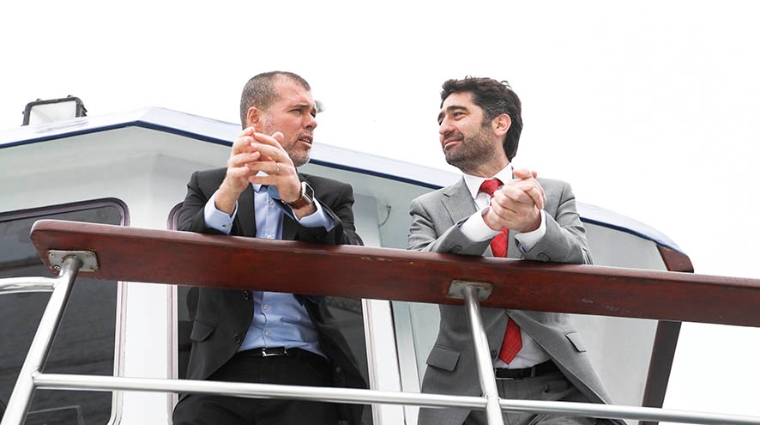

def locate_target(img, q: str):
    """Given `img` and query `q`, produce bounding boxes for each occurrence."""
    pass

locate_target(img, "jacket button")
[233,334,242,344]
[242,291,251,300]
[490,350,497,358]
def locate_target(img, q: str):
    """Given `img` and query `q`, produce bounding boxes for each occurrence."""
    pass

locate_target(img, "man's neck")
[462,159,510,178]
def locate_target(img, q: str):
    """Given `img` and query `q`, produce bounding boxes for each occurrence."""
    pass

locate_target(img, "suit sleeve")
[408,181,592,265]
[518,180,592,265]
[177,171,228,235]
[295,178,361,247]
[407,197,490,255]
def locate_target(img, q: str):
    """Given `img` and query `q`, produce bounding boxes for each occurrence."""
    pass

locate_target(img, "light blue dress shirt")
[203,176,334,358]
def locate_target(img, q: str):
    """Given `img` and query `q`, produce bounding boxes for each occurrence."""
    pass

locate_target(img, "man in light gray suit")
[408,77,620,425]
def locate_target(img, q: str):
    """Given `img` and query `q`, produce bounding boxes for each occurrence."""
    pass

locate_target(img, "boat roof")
[0,107,683,254]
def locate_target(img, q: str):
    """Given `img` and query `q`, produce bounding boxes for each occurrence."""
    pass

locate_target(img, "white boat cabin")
[0,108,728,425]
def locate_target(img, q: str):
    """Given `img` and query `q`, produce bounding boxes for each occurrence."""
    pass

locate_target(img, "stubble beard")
[444,126,500,174]
[262,118,311,168]
[287,146,310,168]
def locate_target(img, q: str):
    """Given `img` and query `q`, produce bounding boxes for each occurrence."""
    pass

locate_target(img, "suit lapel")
[442,177,492,255]
[441,177,477,224]
[507,230,519,259]
[282,215,298,240]
[234,185,257,237]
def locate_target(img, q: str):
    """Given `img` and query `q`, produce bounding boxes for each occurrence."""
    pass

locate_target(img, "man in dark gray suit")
[408,77,619,425]
[173,71,365,425]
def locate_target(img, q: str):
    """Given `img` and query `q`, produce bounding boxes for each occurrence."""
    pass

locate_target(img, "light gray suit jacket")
[408,176,617,425]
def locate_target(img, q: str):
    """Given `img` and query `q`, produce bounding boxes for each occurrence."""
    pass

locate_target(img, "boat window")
[0,199,126,425]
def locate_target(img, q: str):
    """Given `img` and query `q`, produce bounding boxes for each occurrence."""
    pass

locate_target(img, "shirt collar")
[462,164,513,199]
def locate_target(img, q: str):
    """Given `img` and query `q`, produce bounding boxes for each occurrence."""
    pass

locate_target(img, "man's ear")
[493,114,512,137]
[246,106,262,128]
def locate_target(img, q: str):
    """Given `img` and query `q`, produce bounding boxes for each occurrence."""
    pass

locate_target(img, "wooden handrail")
[30,219,760,327]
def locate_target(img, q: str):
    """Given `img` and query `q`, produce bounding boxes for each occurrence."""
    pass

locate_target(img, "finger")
[500,183,537,206]
[251,132,292,163]
[487,199,519,229]
[252,131,285,150]
[244,158,289,176]
[528,186,544,210]
[518,185,544,210]
[231,127,257,151]
[512,168,537,180]
[231,136,253,155]
[251,142,290,165]
[247,170,301,201]
[227,151,262,169]
[517,181,545,209]
[509,179,545,209]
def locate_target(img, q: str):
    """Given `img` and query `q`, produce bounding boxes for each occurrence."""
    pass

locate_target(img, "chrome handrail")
[1,256,81,425]
[0,276,55,295]
[24,373,760,425]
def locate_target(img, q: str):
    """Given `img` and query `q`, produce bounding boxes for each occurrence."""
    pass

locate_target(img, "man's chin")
[284,145,311,168]
[291,154,311,168]
[444,153,464,168]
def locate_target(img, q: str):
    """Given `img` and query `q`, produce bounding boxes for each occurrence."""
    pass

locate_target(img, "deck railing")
[2,219,760,425]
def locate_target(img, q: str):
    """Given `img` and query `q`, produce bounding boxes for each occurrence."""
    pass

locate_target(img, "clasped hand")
[483,168,546,233]
[225,127,301,199]
[214,127,303,215]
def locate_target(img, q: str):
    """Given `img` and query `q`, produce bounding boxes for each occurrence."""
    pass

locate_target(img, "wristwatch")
[286,181,315,209]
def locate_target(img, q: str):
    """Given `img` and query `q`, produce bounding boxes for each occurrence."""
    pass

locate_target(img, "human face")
[260,78,318,167]
[437,92,504,175]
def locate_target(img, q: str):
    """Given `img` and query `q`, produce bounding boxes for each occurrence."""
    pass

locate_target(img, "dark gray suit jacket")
[408,176,619,425]
[177,167,367,424]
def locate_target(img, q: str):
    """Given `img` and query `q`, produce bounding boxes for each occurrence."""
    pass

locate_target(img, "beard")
[262,118,311,167]
[286,145,310,168]
[443,124,501,173]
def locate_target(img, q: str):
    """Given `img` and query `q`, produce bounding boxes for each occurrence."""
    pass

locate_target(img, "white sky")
[2,0,760,419]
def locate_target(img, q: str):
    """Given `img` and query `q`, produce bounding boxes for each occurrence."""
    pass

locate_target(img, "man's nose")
[439,118,452,135]
[305,114,317,130]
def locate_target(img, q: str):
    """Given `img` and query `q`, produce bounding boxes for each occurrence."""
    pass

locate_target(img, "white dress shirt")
[459,165,551,369]
[203,173,333,358]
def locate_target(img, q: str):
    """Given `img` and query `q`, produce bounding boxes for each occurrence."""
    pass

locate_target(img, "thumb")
[513,168,538,179]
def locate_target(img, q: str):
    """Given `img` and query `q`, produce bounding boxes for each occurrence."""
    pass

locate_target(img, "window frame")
[0,197,129,425]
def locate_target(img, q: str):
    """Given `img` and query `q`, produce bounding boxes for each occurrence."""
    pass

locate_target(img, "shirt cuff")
[514,210,546,251]
[460,207,547,251]
[295,200,335,231]
[204,191,236,235]
[460,207,500,242]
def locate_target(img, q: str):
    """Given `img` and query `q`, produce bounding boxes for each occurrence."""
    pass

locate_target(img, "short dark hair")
[239,71,311,128]
[440,77,523,161]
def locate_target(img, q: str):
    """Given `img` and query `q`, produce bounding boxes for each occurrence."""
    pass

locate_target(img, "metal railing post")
[1,256,82,425]
[462,285,505,425]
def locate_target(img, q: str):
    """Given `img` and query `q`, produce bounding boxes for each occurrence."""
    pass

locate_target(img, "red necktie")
[478,178,522,363]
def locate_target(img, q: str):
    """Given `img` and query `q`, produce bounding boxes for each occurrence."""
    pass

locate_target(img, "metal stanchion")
[1,256,82,425]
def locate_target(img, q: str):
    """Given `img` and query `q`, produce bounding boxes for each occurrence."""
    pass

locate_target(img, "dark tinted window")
[0,201,125,424]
